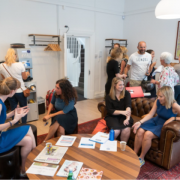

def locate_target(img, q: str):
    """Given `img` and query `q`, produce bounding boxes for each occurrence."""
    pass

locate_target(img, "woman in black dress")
[105,77,133,142]
[105,47,127,95]
[146,49,156,99]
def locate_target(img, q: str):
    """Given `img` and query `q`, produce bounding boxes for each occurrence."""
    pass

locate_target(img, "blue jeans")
[175,85,180,105]
[8,92,27,123]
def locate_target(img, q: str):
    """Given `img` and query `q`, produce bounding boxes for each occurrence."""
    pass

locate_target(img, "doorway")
[64,34,90,99]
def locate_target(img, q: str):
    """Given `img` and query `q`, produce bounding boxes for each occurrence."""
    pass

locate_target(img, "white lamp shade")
[155,0,180,19]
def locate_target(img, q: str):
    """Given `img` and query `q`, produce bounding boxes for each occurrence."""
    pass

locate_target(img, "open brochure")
[26,162,59,177]
[100,140,117,152]
[34,146,68,164]
[56,135,76,146]
[78,137,95,149]
[77,168,103,180]
[56,160,83,178]
[89,132,109,144]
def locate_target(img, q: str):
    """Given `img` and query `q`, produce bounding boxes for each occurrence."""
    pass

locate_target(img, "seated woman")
[105,77,133,142]
[43,79,78,141]
[133,86,180,167]
[0,77,36,177]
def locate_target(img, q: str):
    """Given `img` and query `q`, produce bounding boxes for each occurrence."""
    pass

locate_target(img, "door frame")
[63,30,95,99]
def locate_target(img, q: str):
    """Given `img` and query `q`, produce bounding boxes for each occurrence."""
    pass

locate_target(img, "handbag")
[2,64,30,97]
[92,119,109,134]
[141,76,155,91]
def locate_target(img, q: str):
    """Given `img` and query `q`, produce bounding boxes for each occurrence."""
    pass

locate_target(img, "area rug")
[37,118,180,179]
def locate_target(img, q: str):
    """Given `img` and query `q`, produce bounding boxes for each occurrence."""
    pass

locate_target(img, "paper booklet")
[78,137,95,149]
[26,162,59,177]
[56,160,83,178]
[77,168,103,180]
[89,132,109,144]
[100,140,117,152]
[56,135,76,146]
[34,146,68,164]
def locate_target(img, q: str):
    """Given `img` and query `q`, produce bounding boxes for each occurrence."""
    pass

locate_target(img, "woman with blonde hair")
[0,48,30,123]
[133,86,180,167]
[105,48,127,95]
[0,77,36,177]
[105,77,133,142]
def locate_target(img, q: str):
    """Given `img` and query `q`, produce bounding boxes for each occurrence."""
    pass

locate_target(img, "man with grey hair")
[124,41,151,91]
[151,52,179,91]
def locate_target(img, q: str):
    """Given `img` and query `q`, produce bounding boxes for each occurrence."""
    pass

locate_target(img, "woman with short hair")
[0,48,30,123]
[43,79,78,141]
[133,86,180,167]
[105,77,133,142]
[0,77,35,177]
[105,48,127,95]
[151,52,179,91]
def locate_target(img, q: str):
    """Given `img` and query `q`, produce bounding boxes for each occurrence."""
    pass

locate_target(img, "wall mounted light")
[155,0,180,19]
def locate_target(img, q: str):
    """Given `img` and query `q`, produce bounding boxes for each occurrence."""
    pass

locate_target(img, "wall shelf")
[105,38,128,48]
[28,34,61,46]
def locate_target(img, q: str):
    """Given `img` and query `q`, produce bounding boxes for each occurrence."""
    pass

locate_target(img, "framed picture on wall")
[175,21,180,60]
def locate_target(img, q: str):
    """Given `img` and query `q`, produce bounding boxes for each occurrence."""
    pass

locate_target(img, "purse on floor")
[2,64,30,97]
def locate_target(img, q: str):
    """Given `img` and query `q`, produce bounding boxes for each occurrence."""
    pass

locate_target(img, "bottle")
[109,128,115,141]
[67,169,75,180]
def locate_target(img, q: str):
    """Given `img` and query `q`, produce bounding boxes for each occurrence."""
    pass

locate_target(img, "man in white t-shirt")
[124,41,151,90]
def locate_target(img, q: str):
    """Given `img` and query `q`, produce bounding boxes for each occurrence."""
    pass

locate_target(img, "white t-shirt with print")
[0,62,26,93]
[128,52,151,81]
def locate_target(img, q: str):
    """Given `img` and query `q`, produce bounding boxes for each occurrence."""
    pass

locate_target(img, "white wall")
[0,0,125,98]
[124,0,179,67]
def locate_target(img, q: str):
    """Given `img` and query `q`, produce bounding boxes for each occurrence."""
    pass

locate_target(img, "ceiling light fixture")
[155,0,180,19]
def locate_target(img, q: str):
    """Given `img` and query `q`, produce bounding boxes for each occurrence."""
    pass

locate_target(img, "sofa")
[98,98,180,170]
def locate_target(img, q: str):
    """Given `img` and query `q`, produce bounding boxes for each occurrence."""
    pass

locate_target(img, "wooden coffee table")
[25,134,140,179]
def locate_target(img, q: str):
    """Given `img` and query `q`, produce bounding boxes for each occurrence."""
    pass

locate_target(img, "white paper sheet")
[34,146,68,164]
[56,135,76,146]
[78,137,95,149]
[152,65,163,76]
[89,132,109,144]
[26,162,59,177]
[100,140,117,152]
[56,160,83,178]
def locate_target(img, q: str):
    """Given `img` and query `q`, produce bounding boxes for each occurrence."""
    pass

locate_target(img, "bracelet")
[9,121,12,127]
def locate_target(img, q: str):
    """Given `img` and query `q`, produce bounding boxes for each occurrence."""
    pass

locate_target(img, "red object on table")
[126,86,144,98]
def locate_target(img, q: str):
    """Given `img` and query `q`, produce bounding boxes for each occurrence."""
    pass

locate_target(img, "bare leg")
[134,128,145,154]
[57,126,65,137]
[139,131,157,160]
[120,127,131,142]
[114,130,121,139]
[44,121,59,141]
[26,127,36,148]
[16,136,33,173]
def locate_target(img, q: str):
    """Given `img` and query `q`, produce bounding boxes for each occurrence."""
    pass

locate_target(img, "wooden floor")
[28,98,104,136]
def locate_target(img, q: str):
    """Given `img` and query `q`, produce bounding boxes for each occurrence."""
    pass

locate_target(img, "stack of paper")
[34,146,68,164]
[100,140,117,152]
[56,160,83,179]
[89,132,109,144]
[26,162,59,177]
[56,135,76,146]
[78,137,95,149]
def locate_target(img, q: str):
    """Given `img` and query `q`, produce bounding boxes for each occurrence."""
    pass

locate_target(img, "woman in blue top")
[133,86,180,167]
[0,77,36,177]
[43,79,78,141]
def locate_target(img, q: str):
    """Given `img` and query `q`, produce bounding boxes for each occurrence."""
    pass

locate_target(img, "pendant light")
[155,0,180,19]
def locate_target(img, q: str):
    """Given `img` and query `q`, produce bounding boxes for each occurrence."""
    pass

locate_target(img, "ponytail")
[0,77,20,95]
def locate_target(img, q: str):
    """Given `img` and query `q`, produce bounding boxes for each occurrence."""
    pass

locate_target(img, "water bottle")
[109,128,115,141]
[67,168,75,180]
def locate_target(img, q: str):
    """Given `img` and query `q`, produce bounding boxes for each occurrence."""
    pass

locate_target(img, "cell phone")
[44,121,49,126]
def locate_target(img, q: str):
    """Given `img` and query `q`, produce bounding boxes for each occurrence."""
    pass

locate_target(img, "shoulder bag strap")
[2,64,23,91]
